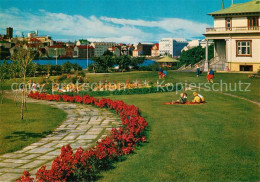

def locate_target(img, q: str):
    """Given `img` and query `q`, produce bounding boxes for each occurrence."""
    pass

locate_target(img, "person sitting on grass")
[192,92,205,103]
[173,93,187,104]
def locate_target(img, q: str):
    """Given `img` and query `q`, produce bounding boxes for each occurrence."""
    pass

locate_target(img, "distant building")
[151,43,159,57]
[6,27,13,39]
[159,38,188,57]
[76,39,90,46]
[46,45,66,58]
[133,43,153,57]
[108,46,121,56]
[90,42,116,57]
[73,45,94,58]
[204,0,260,72]
[181,39,214,52]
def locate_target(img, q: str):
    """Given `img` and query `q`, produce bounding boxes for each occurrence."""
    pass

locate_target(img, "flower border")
[17,92,148,181]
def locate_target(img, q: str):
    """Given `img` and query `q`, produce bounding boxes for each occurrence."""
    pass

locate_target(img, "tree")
[92,56,115,72]
[179,45,214,66]
[0,61,9,104]
[130,57,145,70]
[116,55,131,72]
[103,50,113,56]
[11,48,36,120]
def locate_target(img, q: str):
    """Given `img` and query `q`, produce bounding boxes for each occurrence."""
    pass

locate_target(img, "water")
[32,59,94,69]
[1,59,156,69]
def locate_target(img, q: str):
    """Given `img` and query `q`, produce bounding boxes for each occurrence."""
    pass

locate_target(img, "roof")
[156,56,180,63]
[48,45,65,48]
[77,45,94,49]
[78,39,90,44]
[152,43,159,50]
[29,38,41,42]
[209,0,260,15]
[109,46,118,51]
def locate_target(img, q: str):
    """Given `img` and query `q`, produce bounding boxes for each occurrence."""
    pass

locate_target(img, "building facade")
[73,45,94,58]
[46,45,66,58]
[204,0,260,72]
[159,38,188,57]
[108,46,121,56]
[90,42,116,57]
[151,43,159,57]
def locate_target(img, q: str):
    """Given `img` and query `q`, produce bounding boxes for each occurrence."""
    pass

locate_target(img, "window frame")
[225,17,232,31]
[248,16,259,28]
[236,40,252,57]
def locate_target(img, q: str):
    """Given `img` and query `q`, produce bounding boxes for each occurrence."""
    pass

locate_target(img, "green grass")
[1,71,259,181]
[99,91,259,181]
[0,98,67,155]
[84,71,260,102]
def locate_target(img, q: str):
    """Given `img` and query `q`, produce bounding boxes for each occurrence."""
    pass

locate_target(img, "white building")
[90,42,116,57]
[159,38,188,57]
[182,39,214,52]
[204,0,260,72]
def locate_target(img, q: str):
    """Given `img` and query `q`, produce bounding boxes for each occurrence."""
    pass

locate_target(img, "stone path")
[0,92,121,181]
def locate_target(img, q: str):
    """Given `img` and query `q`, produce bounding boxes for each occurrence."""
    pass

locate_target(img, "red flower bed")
[17,92,148,181]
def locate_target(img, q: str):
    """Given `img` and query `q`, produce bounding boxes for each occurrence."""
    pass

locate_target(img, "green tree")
[0,61,9,104]
[179,45,214,66]
[130,57,145,70]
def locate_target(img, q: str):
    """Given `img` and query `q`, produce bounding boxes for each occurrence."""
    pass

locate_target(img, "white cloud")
[0,8,209,43]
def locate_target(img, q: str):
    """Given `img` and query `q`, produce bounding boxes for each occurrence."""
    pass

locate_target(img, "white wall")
[227,38,260,63]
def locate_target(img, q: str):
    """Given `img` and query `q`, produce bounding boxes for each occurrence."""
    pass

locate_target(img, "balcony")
[205,26,260,34]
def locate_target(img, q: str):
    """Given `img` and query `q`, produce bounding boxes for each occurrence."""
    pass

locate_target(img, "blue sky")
[0,0,251,43]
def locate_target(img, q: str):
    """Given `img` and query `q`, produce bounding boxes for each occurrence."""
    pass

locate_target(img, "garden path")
[0,91,120,181]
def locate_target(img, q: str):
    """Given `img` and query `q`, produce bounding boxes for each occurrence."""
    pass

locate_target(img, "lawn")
[0,98,67,155]
[1,71,259,181]
[84,71,260,102]
[99,90,259,181]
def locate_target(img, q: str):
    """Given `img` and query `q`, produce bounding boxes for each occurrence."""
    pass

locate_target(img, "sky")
[0,0,252,44]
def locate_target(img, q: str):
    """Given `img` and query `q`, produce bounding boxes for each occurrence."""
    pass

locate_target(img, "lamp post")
[54,48,58,65]
[87,43,89,70]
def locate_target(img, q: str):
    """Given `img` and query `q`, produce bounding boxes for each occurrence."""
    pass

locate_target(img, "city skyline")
[0,0,252,43]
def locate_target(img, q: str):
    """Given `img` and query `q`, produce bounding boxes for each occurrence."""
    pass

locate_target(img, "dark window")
[240,65,253,71]
[226,18,232,30]
[248,17,259,30]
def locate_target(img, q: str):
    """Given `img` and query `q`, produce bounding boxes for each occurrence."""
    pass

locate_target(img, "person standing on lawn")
[158,68,163,79]
[207,68,214,83]
[162,70,167,79]
[196,64,200,77]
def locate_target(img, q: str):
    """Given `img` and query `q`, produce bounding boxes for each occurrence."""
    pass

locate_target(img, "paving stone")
[0,153,27,159]
[0,162,21,168]
[22,154,41,160]
[2,159,30,164]
[0,167,26,173]
[45,149,61,156]
[77,134,98,140]
[19,160,46,169]
[26,147,54,154]
[0,173,22,181]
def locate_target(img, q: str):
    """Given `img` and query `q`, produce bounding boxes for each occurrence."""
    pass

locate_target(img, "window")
[248,17,259,30]
[226,18,232,30]
[240,65,253,71]
[236,40,252,57]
